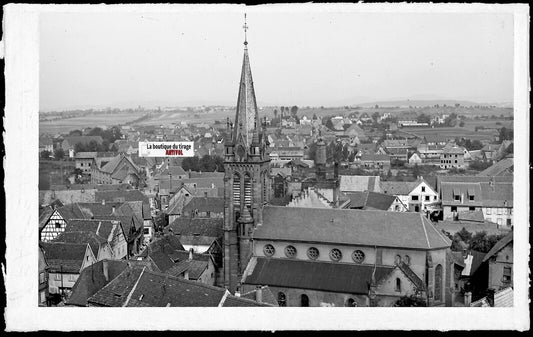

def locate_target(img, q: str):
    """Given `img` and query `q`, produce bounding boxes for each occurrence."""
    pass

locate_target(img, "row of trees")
[181,155,225,172]
[40,148,65,160]
[446,228,508,253]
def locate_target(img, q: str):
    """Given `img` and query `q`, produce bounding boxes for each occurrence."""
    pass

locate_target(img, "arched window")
[277,292,286,307]
[435,264,443,301]
[244,173,252,207]
[345,298,357,307]
[395,278,401,292]
[300,294,309,307]
[262,171,268,204]
[233,173,241,206]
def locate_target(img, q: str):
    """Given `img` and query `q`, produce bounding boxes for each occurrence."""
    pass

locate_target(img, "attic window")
[469,195,474,201]
[421,186,426,192]
[395,278,402,292]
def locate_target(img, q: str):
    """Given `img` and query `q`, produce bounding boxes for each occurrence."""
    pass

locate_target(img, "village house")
[91,153,142,186]
[41,242,97,298]
[437,176,513,226]
[181,196,224,219]
[483,231,513,292]
[167,217,224,256]
[241,206,453,307]
[380,178,440,214]
[39,136,54,154]
[357,154,391,171]
[440,145,466,169]
[74,152,98,174]
[38,244,49,306]
[344,191,408,212]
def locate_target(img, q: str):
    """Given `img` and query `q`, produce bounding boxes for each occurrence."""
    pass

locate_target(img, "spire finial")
[243,13,248,46]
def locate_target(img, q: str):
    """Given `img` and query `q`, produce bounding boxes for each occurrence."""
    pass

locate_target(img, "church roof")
[232,44,260,148]
[257,206,451,250]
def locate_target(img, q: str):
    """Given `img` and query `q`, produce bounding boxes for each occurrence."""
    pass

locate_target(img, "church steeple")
[223,14,271,294]
[232,13,260,150]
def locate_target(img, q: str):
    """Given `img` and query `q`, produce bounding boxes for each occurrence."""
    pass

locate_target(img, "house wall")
[482,207,513,228]
[38,249,48,305]
[440,153,465,169]
[48,273,79,294]
[241,284,370,307]
[197,260,216,286]
[40,211,67,242]
[408,182,439,211]
[111,228,128,259]
[76,158,96,173]
[488,244,513,290]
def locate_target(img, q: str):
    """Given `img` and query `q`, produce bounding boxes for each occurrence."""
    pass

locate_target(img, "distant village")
[38,45,514,309]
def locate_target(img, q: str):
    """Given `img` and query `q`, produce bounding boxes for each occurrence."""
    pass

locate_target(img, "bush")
[394,295,427,307]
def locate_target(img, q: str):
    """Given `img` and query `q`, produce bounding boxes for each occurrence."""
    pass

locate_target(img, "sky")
[39,5,514,111]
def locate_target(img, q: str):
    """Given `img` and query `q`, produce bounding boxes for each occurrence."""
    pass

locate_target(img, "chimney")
[255,286,263,303]
[486,288,496,307]
[188,248,194,261]
[103,259,109,282]
[464,291,472,306]
[184,270,189,280]
[112,206,116,214]
[102,199,106,205]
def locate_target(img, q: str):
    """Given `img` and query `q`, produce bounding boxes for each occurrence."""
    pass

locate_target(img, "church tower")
[223,15,271,293]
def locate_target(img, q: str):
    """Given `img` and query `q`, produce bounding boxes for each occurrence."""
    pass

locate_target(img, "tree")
[417,113,431,124]
[469,159,492,171]
[69,129,82,136]
[273,109,278,119]
[54,148,65,160]
[394,295,427,307]
[470,232,507,253]
[290,105,298,116]
[412,164,420,179]
[371,111,380,123]
[307,142,317,162]
[459,121,465,127]
[40,150,52,160]
[498,127,513,141]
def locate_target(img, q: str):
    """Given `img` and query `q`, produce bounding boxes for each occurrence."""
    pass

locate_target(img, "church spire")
[232,13,260,149]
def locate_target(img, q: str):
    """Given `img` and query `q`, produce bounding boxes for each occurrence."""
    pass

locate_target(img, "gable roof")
[380,181,420,196]
[243,257,394,294]
[64,219,120,243]
[66,259,128,306]
[345,191,397,210]
[54,231,107,258]
[168,218,223,239]
[339,175,381,193]
[258,206,451,250]
[483,231,513,262]
[41,242,89,273]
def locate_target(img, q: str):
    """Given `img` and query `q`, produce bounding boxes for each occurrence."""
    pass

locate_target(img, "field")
[461,119,513,131]
[397,126,501,142]
[39,112,146,134]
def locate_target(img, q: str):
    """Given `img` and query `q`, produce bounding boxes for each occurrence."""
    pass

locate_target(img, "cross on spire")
[243,13,248,46]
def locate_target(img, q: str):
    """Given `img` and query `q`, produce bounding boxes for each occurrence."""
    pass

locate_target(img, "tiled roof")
[94,190,148,203]
[168,218,223,238]
[66,260,128,306]
[380,181,419,196]
[437,220,508,236]
[483,231,513,263]
[182,197,224,214]
[188,171,224,179]
[54,231,107,258]
[339,175,381,193]
[64,219,119,243]
[243,257,394,294]
[257,206,451,250]
[41,242,88,273]
[87,267,145,306]
[89,268,229,307]
[359,154,391,162]
[39,208,54,229]
[439,177,513,207]
[477,158,513,177]
[75,152,98,159]
[365,192,398,210]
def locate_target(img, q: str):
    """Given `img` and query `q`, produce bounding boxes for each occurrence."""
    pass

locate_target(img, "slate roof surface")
[258,206,451,250]
[483,231,513,262]
[241,286,279,306]
[66,260,128,306]
[182,197,224,214]
[359,154,391,162]
[243,257,394,294]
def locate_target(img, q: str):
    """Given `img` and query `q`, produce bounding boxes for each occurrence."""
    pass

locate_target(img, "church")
[222,19,455,306]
